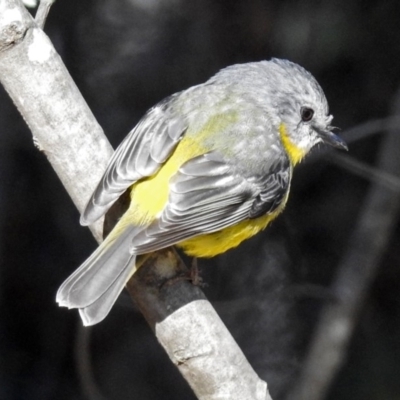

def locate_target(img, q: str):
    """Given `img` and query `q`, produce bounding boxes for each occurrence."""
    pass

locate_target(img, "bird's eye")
[301,107,314,122]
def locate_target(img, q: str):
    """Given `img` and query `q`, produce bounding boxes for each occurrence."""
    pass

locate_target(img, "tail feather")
[56,224,143,322]
[78,260,135,326]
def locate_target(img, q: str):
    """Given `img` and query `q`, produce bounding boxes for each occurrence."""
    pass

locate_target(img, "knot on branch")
[0,5,32,52]
[0,21,26,51]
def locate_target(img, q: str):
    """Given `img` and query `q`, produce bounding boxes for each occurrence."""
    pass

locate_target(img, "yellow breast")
[279,123,307,164]
[176,198,288,257]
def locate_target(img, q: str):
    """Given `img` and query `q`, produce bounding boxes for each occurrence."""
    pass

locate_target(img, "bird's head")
[266,58,348,154]
[208,58,347,156]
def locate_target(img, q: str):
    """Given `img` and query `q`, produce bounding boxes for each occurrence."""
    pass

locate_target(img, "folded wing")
[81,95,187,225]
[130,152,291,254]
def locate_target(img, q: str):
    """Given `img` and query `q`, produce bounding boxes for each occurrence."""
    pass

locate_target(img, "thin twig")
[35,0,55,29]
[309,116,400,164]
[340,115,400,144]
[329,152,400,191]
[308,115,400,189]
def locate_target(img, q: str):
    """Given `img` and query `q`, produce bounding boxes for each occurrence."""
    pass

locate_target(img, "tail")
[56,225,142,326]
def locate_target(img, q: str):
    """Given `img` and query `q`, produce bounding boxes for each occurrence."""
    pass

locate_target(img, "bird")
[56,58,347,326]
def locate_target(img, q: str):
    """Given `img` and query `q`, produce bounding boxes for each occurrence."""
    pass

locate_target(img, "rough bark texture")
[128,249,270,399]
[0,0,112,241]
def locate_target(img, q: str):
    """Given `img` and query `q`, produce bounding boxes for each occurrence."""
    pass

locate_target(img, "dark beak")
[314,126,348,151]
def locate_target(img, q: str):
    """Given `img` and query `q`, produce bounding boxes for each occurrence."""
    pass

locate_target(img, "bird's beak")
[314,126,348,151]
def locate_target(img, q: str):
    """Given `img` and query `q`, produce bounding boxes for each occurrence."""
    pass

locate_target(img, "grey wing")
[130,152,291,254]
[81,95,187,225]
[248,156,291,218]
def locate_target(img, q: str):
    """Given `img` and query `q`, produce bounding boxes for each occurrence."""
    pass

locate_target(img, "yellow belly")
[176,204,286,257]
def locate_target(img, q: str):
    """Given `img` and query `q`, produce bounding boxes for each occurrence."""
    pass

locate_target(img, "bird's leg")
[161,257,204,288]
[190,257,203,286]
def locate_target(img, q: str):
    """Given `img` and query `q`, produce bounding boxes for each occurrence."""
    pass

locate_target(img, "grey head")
[209,58,347,154]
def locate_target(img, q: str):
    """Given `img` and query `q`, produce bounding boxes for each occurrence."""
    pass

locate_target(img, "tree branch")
[0,0,111,241]
[35,0,55,29]
[128,249,270,399]
[0,1,271,399]
[329,151,400,190]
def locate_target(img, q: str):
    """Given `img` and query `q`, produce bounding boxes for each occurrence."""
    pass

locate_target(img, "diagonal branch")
[0,1,271,399]
[328,152,400,190]
[35,0,55,29]
[0,0,111,242]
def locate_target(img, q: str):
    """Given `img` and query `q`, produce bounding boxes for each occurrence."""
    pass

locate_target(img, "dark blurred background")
[1,0,400,399]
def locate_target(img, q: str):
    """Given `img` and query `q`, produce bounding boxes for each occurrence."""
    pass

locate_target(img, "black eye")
[301,107,314,122]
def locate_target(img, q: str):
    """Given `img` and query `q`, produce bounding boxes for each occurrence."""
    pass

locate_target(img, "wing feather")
[130,152,290,254]
[81,96,187,225]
